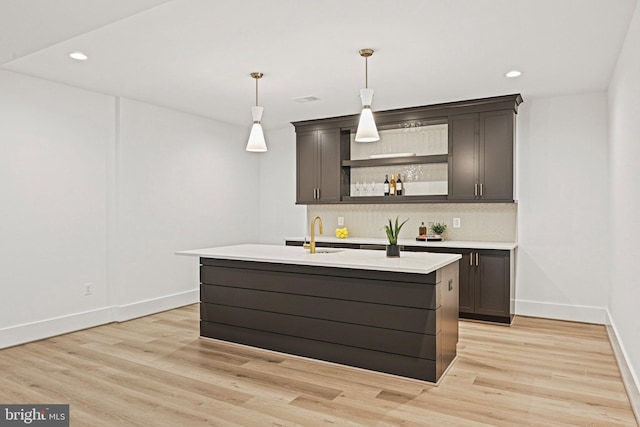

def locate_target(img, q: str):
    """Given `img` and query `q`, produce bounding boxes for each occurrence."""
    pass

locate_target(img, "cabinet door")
[296,131,319,203]
[474,250,510,317]
[318,129,341,202]
[479,111,514,201]
[448,114,479,200]
[458,250,475,314]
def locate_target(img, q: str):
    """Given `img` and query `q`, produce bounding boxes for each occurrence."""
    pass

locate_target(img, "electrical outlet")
[338,216,344,226]
[84,282,92,296]
[453,218,461,228]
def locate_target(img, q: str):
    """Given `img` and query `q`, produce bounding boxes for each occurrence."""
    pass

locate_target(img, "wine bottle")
[419,222,427,236]
[390,174,396,196]
[384,175,390,196]
[396,173,403,196]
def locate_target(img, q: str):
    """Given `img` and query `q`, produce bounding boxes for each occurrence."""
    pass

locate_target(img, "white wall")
[0,72,259,347]
[515,93,610,323]
[258,126,306,244]
[0,70,115,345]
[608,0,640,393]
[114,98,260,319]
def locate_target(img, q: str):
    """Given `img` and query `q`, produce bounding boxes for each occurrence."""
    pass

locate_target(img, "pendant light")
[355,49,380,142]
[246,72,267,152]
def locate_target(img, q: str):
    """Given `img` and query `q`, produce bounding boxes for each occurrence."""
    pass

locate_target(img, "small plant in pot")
[383,216,408,257]
[430,222,447,240]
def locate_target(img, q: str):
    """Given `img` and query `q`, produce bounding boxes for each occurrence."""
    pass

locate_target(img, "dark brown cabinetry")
[296,129,341,203]
[286,240,514,324]
[199,257,459,382]
[481,112,515,201]
[293,94,522,205]
[455,249,475,313]
[476,250,511,318]
[402,246,512,323]
[448,111,515,201]
[448,115,477,200]
[458,249,511,320]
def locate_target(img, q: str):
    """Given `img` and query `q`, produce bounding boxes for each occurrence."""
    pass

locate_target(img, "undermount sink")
[313,248,344,254]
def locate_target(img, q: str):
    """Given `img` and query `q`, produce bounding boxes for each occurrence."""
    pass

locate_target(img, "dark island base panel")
[201,321,440,383]
[201,285,440,335]
[201,261,440,310]
[201,303,439,360]
[198,257,458,383]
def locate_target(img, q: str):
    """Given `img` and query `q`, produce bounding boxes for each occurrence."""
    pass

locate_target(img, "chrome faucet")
[304,216,323,254]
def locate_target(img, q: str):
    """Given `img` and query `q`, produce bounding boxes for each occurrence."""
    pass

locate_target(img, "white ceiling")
[1,0,637,130]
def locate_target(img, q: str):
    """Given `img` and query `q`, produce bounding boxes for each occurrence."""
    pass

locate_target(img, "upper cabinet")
[293,94,522,205]
[296,129,342,203]
[448,110,514,201]
[480,111,515,201]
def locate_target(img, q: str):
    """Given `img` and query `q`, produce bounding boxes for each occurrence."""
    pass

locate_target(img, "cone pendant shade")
[246,106,267,152]
[355,88,379,142]
[355,49,380,142]
[246,72,267,152]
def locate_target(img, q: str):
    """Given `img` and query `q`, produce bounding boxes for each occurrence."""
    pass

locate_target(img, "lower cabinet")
[473,250,511,319]
[457,249,511,322]
[286,241,514,324]
[403,246,512,324]
[456,250,474,314]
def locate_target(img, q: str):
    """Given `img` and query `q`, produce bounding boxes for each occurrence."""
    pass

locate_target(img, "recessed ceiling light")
[505,70,522,78]
[69,52,88,61]
[293,96,320,103]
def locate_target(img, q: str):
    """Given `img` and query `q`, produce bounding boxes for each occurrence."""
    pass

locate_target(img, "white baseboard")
[0,289,199,350]
[0,307,113,350]
[113,289,199,322]
[606,310,640,424]
[515,299,608,324]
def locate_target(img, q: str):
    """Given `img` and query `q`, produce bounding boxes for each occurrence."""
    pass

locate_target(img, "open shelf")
[342,154,448,168]
[341,195,448,204]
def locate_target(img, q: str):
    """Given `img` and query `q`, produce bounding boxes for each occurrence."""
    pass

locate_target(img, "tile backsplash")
[307,203,517,242]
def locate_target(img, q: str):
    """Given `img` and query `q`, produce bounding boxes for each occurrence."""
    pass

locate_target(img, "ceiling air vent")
[293,96,320,103]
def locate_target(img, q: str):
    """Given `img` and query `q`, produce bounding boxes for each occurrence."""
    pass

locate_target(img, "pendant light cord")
[365,56,368,89]
[255,77,259,106]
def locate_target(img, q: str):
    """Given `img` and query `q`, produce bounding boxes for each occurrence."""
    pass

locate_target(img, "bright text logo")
[0,405,68,426]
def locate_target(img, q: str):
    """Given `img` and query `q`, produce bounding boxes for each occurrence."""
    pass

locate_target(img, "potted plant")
[383,216,408,257]
[430,222,447,240]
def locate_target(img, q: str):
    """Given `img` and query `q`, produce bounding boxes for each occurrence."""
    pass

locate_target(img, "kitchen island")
[177,244,461,383]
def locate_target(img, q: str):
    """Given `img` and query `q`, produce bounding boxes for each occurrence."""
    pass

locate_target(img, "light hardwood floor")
[0,305,636,426]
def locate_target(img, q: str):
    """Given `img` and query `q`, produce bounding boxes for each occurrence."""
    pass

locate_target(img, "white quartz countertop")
[176,244,461,275]
[285,236,518,251]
